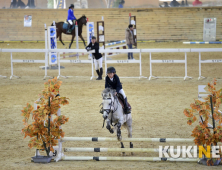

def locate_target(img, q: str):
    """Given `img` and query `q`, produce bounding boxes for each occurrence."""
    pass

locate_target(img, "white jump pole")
[198,52,205,80]
[149,52,154,80]
[0,49,7,78]
[62,156,199,162]
[64,147,196,153]
[10,52,20,79]
[184,52,192,80]
[61,137,194,142]
[43,23,51,80]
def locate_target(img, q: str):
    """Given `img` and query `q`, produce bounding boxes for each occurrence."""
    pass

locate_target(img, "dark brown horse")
[52,15,87,49]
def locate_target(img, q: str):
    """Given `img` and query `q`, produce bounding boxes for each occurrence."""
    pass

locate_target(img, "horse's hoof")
[110,129,114,134]
[117,135,122,141]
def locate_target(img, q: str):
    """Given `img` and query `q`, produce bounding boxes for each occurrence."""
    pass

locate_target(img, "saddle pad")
[63,23,75,31]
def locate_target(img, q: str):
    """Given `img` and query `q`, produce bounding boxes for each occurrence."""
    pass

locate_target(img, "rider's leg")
[98,57,103,80]
[67,20,73,33]
[119,89,130,113]
[94,59,100,80]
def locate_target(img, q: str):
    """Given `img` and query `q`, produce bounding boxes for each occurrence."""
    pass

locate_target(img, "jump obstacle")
[51,136,197,162]
[47,21,97,80]
[97,14,145,79]
[97,14,136,57]
[59,20,93,60]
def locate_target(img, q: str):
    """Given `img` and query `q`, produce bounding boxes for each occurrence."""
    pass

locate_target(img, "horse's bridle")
[101,96,118,128]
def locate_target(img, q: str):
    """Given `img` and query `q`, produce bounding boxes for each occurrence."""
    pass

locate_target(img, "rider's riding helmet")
[69,4,74,9]
[107,67,116,74]
[92,36,96,39]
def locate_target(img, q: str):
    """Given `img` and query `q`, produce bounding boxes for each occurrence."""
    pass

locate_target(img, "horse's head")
[102,88,115,120]
[78,15,87,26]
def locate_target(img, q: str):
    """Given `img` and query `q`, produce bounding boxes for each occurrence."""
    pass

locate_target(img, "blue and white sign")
[87,22,94,60]
[48,26,57,65]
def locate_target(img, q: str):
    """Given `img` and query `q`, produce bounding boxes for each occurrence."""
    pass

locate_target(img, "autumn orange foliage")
[21,77,69,156]
[184,79,222,165]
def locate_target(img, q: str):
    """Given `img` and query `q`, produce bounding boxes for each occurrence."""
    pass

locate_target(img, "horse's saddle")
[63,22,75,31]
[117,93,132,113]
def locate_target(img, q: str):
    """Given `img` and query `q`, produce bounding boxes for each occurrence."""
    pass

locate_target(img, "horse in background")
[52,15,87,49]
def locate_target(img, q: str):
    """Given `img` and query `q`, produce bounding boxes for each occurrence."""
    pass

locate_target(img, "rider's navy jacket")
[105,74,122,93]
[85,42,102,60]
[67,9,76,20]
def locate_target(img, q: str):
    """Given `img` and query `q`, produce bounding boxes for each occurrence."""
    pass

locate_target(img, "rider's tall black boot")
[124,97,130,114]
[96,70,100,80]
[99,67,103,80]
[67,24,72,33]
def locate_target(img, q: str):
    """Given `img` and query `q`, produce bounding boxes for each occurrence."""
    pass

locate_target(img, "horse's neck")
[112,97,121,114]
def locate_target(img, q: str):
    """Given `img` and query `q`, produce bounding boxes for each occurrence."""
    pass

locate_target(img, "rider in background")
[105,67,130,114]
[86,36,103,80]
[67,4,76,33]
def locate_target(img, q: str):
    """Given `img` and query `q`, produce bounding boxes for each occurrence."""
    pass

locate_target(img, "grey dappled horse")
[102,88,133,155]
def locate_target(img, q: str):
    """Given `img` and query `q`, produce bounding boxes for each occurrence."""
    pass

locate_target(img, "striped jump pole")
[105,40,126,46]
[61,137,194,142]
[64,148,196,153]
[60,52,86,59]
[183,42,222,44]
[62,156,199,162]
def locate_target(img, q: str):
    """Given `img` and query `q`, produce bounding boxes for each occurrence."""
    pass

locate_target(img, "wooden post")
[97,21,105,49]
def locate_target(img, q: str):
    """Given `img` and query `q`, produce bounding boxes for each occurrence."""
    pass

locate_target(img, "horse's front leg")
[126,117,133,155]
[106,119,114,134]
[69,34,75,49]
[117,122,122,141]
[79,34,86,47]
[59,32,65,46]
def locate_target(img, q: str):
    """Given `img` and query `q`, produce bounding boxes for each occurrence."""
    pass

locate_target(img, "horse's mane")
[77,15,86,22]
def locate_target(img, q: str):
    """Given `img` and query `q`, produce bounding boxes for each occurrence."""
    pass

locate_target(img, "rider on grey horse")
[105,67,130,114]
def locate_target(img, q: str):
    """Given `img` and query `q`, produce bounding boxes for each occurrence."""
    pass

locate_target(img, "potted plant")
[21,77,69,163]
[184,79,222,166]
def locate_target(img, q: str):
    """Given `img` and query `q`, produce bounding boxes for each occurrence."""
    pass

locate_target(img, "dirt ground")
[0,42,222,170]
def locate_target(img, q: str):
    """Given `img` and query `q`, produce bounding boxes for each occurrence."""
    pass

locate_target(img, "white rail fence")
[141,49,192,80]
[190,48,222,80]
[1,48,222,80]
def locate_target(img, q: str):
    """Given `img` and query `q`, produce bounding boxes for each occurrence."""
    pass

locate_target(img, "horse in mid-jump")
[52,15,87,49]
[101,88,133,155]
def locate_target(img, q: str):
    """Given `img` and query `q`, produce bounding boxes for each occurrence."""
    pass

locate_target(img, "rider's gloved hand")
[86,47,91,51]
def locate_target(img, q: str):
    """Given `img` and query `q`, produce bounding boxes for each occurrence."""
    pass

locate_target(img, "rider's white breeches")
[94,57,103,70]
[68,20,73,25]
[119,89,126,99]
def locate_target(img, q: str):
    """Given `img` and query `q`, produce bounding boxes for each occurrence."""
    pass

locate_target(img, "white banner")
[24,15,32,27]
